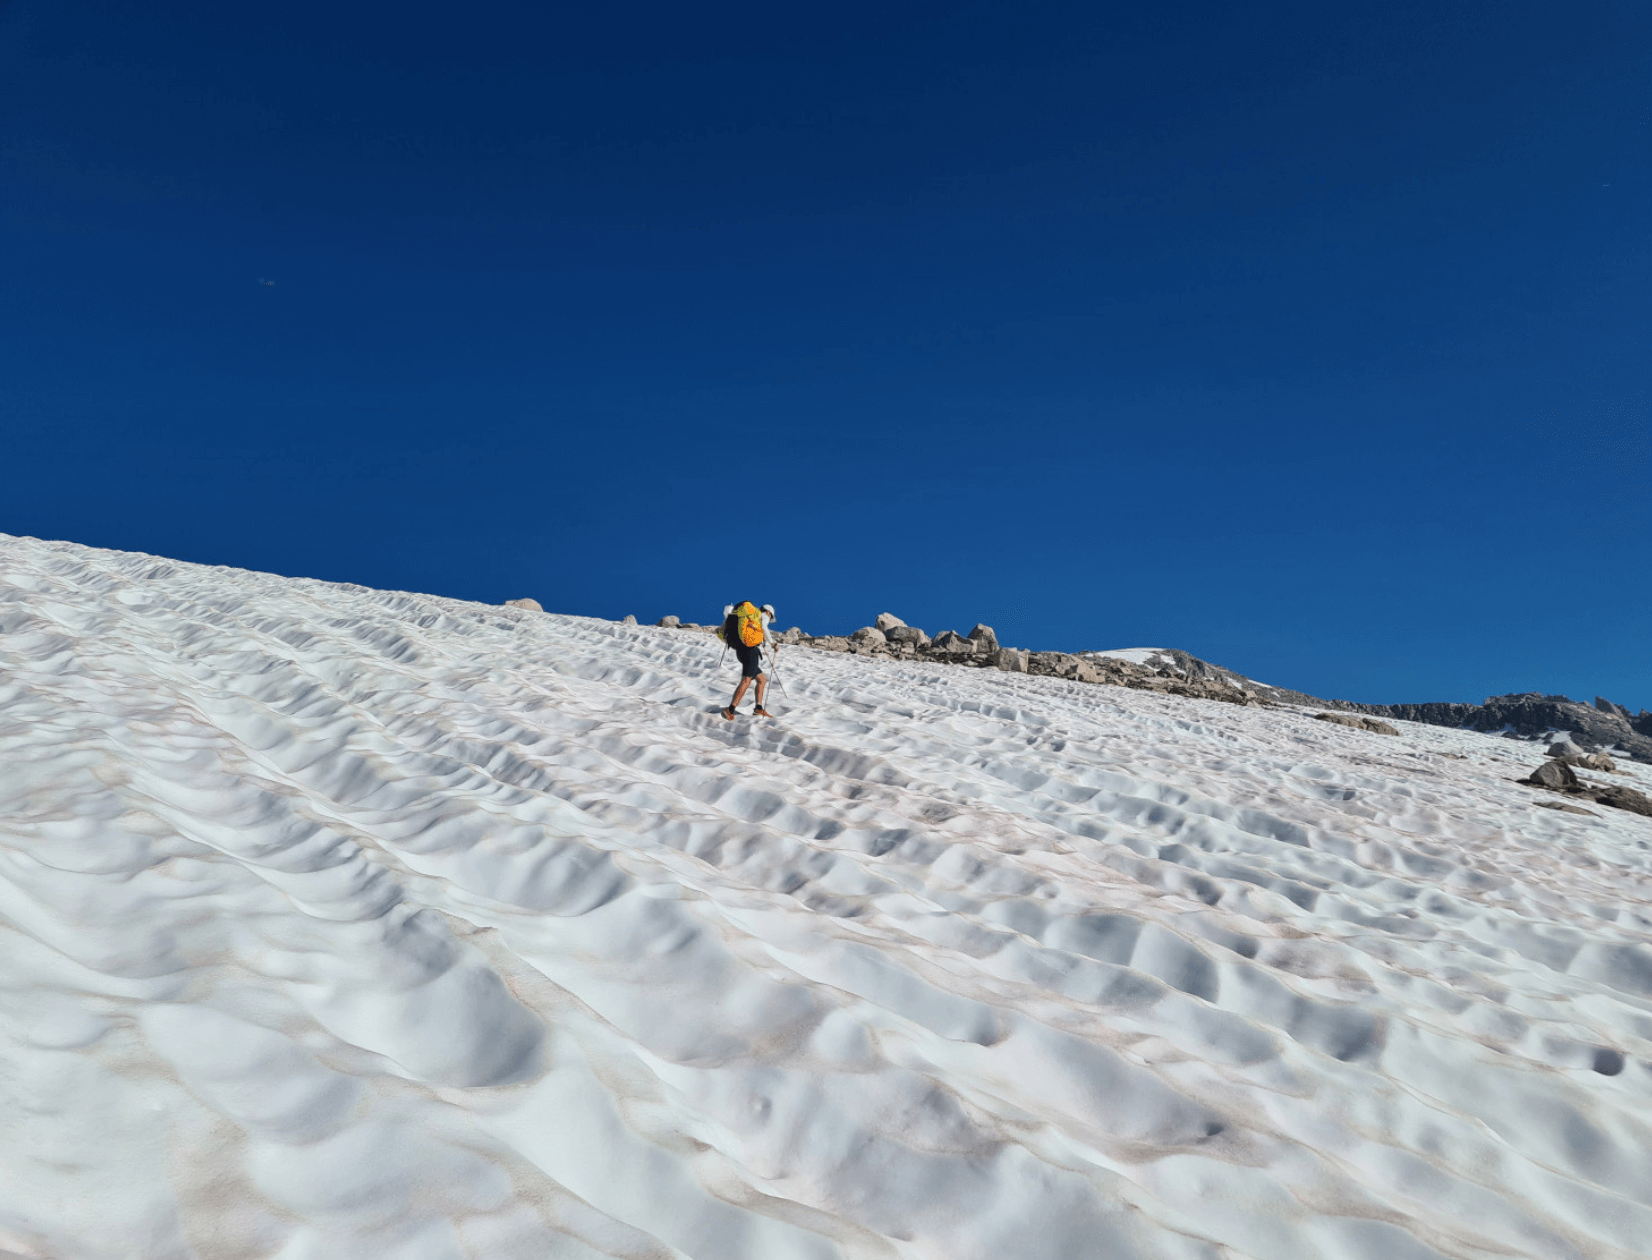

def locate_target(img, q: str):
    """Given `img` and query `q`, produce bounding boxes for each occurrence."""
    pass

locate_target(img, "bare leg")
[725,676,753,716]
[753,674,769,714]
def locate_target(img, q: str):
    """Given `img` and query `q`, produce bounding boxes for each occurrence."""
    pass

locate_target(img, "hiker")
[720,601,776,719]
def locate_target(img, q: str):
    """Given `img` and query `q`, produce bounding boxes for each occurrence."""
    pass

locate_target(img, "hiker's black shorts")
[735,644,763,678]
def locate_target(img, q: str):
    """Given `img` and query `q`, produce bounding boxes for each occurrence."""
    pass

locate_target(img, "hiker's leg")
[754,673,767,707]
[729,677,752,711]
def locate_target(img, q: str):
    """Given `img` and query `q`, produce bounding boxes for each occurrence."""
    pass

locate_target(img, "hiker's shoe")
[720,707,737,720]
[754,707,773,717]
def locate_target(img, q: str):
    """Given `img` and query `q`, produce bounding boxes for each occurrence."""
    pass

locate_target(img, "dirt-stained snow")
[2,532,1650,1259]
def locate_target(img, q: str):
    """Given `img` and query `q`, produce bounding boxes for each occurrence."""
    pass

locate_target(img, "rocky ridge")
[782,615,1266,707]
[626,608,1652,766]
[1326,692,1652,766]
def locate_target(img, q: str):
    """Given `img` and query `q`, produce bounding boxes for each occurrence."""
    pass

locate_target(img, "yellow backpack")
[731,601,765,647]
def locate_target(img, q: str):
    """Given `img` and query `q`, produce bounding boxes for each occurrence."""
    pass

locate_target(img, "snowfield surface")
[4,536,1652,1260]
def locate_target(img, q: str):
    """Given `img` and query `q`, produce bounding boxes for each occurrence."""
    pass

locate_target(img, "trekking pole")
[766,644,789,699]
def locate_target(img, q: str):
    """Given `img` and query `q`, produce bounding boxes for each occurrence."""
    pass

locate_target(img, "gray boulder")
[994,648,1029,673]
[850,626,887,647]
[929,630,974,653]
[621,614,637,626]
[874,613,907,632]
[1522,760,1579,791]
[968,624,999,652]
[1583,753,1618,772]
[657,615,680,628]
[886,625,929,648]
[1547,739,1586,758]
[504,598,544,612]
[779,626,806,644]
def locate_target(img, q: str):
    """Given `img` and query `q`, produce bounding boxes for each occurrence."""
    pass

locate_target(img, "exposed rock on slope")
[1085,647,1340,709]
[1314,713,1400,736]
[790,619,1266,706]
[1332,693,1652,765]
[1519,759,1652,817]
[1546,740,1617,771]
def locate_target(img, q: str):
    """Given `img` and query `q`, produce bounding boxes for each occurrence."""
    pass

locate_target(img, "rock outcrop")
[1546,740,1617,771]
[1535,799,1598,816]
[787,626,1266,707]
[1028,653,1106,684]
[1025,651,1260,706]
[1329,692,1652,766]
[1519,759,1652,817]
[656,615,680,628]
[1587,783,1652,817]
[794,618,1049,683]
[504,598,544,612]
[850,626,887,652]
[1314,713,1400,736]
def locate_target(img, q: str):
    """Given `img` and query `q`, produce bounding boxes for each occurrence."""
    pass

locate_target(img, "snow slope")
[2,532,1651,1260]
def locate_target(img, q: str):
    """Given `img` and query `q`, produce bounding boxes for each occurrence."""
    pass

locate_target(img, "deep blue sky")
[3,1,1648,708]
